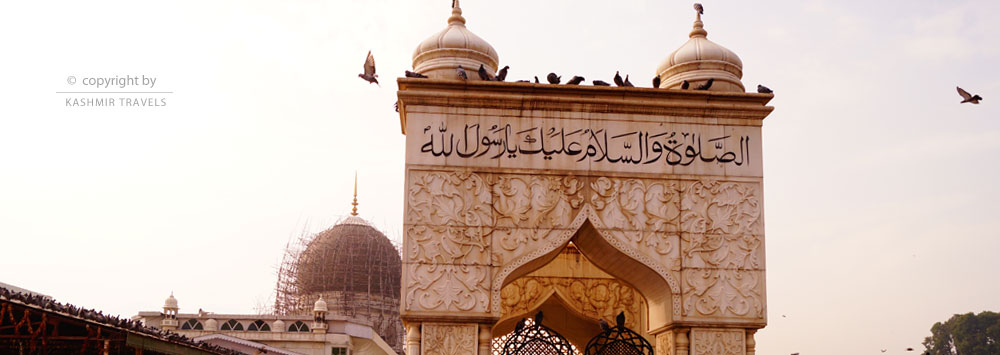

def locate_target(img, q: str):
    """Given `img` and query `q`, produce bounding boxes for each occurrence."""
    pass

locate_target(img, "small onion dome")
[313,296,328,313]
[412,0,499,80]
[164,293,178,309]
[272,319,285,332]
[204,318,218,331]
[657,9,744,92]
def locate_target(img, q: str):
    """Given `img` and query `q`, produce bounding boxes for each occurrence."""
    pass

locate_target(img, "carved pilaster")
[405,322,421,355]
[675,328,690,355]
[478,324,492,355]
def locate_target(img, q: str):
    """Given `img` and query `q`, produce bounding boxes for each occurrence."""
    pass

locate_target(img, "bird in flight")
[359,51,378,86]
[957,86,982,104]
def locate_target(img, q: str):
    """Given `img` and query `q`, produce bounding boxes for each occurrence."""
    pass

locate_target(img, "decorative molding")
[421,323,478,355]
[656,331,675,355]
[690,328,744,355]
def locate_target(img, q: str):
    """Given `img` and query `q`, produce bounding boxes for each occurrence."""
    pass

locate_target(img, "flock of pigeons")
[361,51,775,93]
[0,287,243,355]
[362,50,986,105]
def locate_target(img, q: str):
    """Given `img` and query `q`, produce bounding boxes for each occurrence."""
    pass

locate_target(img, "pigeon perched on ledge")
[614,71,625,86]
[496,66,510,81]
[593,80,611,86]
[566,76,585,85]
[456,65,468,80]
[652,76,661,88]
[547,73,561,84]
[757,84,772,94]
[405,70,427,78]
[695,78,714,90]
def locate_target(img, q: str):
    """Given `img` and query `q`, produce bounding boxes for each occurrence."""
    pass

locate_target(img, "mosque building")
[135,185,404,355]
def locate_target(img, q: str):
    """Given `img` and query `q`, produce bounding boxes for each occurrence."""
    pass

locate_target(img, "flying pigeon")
[757,84,773,94]
[547,73,561,84]
[359,50,379,86]
[534,76,540,83]
[405,70,428,78]
[593,80,611,86]
[696,78,714,90]
[614,71,625,86]
[599,319,610,332]
[694,3,704,15]
[957,86,982,104]
[623,75,634,87]
[478,64,492,81]
[457,65,468,80]
[496,66,510,81]
[566,76,585,85]
[652,76,661,88]
[906,348,914,352]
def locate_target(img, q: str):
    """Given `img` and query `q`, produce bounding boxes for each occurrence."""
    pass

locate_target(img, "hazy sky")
[1,1,998,354]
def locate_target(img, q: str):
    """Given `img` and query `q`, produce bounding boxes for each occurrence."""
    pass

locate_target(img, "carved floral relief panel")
[407,225,492,265]
[498,277,644,330]
[405,263,491,313]
[681,269,764,319]
[680,180,763,236]
[690,328,745,355]
[681,234,763,270]
[406,171,494,227]
[656,331,675,355]
[421,323,478,355]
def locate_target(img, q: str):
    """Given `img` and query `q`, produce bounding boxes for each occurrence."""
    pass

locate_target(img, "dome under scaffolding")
[273,180,404,353]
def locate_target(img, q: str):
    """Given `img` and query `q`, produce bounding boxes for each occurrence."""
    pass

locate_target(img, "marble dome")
[412,0,499,80]
[656,11,745,92]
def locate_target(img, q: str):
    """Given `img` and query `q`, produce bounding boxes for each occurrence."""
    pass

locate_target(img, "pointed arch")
[492,206,681,330]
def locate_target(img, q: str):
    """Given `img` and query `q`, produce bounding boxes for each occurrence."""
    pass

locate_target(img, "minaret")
[312,296,328,333]
[162,292,179,330]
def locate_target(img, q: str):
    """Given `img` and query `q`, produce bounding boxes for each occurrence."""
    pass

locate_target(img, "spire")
[690,3,707,38]
[351,172,359,216]
[448,0,466,26]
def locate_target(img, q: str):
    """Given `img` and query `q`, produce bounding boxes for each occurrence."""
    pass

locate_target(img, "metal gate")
[583,313,653,355]
[499,312,575,355]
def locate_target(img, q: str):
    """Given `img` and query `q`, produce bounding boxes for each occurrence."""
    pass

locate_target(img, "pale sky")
[1,1,999,354]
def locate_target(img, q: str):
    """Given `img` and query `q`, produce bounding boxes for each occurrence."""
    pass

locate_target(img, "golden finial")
[351,172,359,216]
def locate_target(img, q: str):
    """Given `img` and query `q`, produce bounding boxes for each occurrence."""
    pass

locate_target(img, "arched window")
[180,319,203,330]
[220,319,244,331]
[247,320,271,332]
[288,321,310,332]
